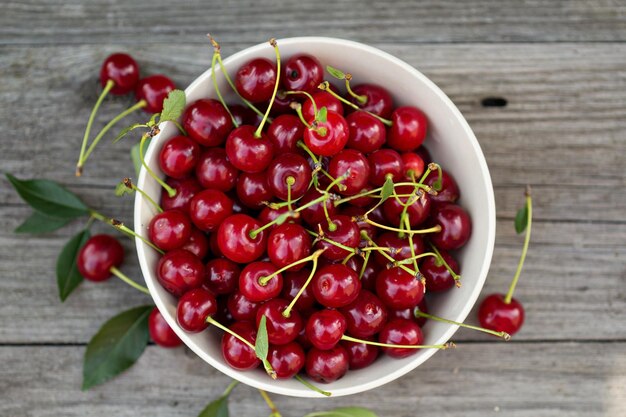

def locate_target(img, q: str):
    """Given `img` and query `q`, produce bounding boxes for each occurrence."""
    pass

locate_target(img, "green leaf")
[56,229,91,301]
[131,138,151,176]
[197,395,229,417]
[114,123,145,143]
[326,65,346,80]
[515,204,529,234]
[255,315,269,362]
[317,106,328,124]
[304,407,379,417]
[82,305,153,390]
[15,211,72,234]
[380,177,395,202]
[5,174,90,219]
[160,89,186,122]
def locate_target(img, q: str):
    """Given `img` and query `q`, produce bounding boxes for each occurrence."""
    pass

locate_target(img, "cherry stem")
[414,310,511,341]
[139,133,177,198]
[504,188,533,304]
[249,211,294,240]
[109,266,150,294]
[89,210,164,254]
[358,250,371,279]
[362,217,441,236]
[296,141,335,183]
[294,375,332,397]
[76,79,115,176]
[306,229,357,255]
[259,249,325,287]
[341,334,454,350]
[404,216,420,273]
[258,390,282,417]
[344,73,367,104]
[211,50,238,128]
[224,380,239,396]
[282,249,325,318]
[285,176,295,211]
[284,90,318,118]
[361,232,416,276]
[429,244,461,286]
[255,39,280,138]
[318,81,392,127]
[123,177,163,213]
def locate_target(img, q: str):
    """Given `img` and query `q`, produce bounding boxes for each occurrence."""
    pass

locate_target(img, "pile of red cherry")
[143,44,473,384]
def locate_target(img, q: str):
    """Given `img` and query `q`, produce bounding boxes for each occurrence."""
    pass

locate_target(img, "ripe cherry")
[221,321,261,370]
[312,264,361,308]
[282,54,323,94]
[303,111,349,157]
[268,342,305,379]
[217,214,268,264]
[158,135,200,179]
[424,169,460,204]
[148,307,182,348]
[328,149,370,196]
[297,188,337,227]
[227,291,261,321]
[148,209,192,251]
[340,206,377,243]
[239,261,283,302]
[478,294,525,336]
[376,267,425,310]
[315,215,360,261]
[389,298,429,327]
[256,299,302,345]
[77,235,124,282]
[268,223,311,271]
[267,114,304,153]
[100,53,139,95]
[236,171,273,209]
[230,104,261,126]
[176,287,217,332]
[135,74,176,113]
[156,249,205,296]
[368,148,404,186]
[189,189,234,232]
[430,203,472,250]
[373,231,425,267]
[346,111,386,153]
[182,99,233,147]
[341,339,379,370]
[266,153,312,201]
[258,205,300,232]
[382,185,431,227]
[302,91,344,120]
[181,228,209,259]
[235,58,277,103]
[281,268,316,312]
[205,258,241,295]
[305,345,349,383]
[421,250,459,292]
[225,125,275,173]
[401,152,425,180]
[379,318,424,358]
[161,176,202,214]
[348,84,393,118]
[339,290,388,338]
[195,148,238,192]
[387,106,428,152]
[306,309,347,350]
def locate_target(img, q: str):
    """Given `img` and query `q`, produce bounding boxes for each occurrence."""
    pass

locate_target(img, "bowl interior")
[135,37,495,397]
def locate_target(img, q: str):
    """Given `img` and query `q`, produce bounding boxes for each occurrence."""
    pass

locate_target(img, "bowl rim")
[134,36,496,397]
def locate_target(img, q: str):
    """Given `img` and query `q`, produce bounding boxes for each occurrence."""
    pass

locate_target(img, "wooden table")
[1,1,625,415]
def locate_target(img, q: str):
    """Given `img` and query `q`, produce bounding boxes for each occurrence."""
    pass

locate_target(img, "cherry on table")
[379,318,424,358]
[217,214,268,264]
[268,223,311,271]
[368,148,404,186]
[135,74,176,113]
[239,261,283,302]
[195,147,238,192]
[282,54,323,94]
[189,189,234,232]
[77,234,124,282]
[478,293,525,336]
[148,209,193,251]
[328,149,370,196]
[182,99,233,147]
[430,203,472,250]
[305,345,349,383]
[205,258,241,295]
[268,342,305,379]
[339,290,388,338]
[225,125,275,173]
[376,266,425,310]
[312,263,361,308]
[148,307,182,348]
[421,249,459,292]
[306,309,347,350]
[156,248,205,296]
[266,153,312,201]
[235,58,277,103]
[158,135,200,179]
[256,298,303,345]
[267,114,305,153]
[303,111,349,157]
[100,53,139,95]
[161,176,202,214]
[346,111,386,154]
[348,83,393,118]
[222,321,261,371]
[387,106,428,152]
[176,287,217,332]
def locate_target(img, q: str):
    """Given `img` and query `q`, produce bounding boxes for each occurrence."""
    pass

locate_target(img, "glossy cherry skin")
[391,298,429,326]
[217,214,268,264]
[236,171,273,209]
[368,148,404,186]
[235,58,277,103]
[339,290,388,338]
[382,185,431,227]
[176,288,217,332]
[421,249,459,292]
[315,215,361,261]
[195,148,238,191]
[478,293,525,335]
[266,153,312,201]
[100,53,139,95]
[148,209,192,251]
[230,104,261,126]
[387,106,428,152]
[77,234,124,281]
[373,231,425,267]
[302,91,344,120]
[267,223,311,271]
[305,345,349,383]
[379,318,423,358]
[148,307,182,348]
[348,84,393,118]
[161,176,202,214]
[306,309,347,350]
[268,342,305,379]
[341,338,379,370]
[401,152,425,180]
[225,125,275,173]
[376,267,425,310]
[328,149,370,196]
[281,268,316,312]
[430,203,472,250]
[297,187,337,227]
[256,299,303,345]
[189,189,234,232]
[135,74,176,113]
[222,321,261,370]
[239,261,283,302]
[282,54,323,94]
[182,99,233,147]
[181,228,209,259]
[424,169,460,204]
[312,264,361,308]
[258,205,300,232]
[267,114,304,153]
[158,135,200,179]
[157,249,205,296]
[303,111,349,157]
[204,258,241,295]
[227,291,260,321]
[346,111,386,153]
[340,205,377,244]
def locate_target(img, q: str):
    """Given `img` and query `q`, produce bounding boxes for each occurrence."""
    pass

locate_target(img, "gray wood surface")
[1,1,625,416]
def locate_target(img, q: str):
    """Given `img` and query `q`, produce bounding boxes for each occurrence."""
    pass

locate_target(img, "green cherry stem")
[284,90,318,117]
[224,380,239,396]
[361,232,416,276]
[282,249,325,318]
[255,38,280,138]
[404,216,420,272]
[318,81,392,127]
[259,249,325,287]
[258,390,282,417]
[344,73,367,104]
[295,375,331,397]
[358,250,371,279]
[414,310,510,341]
[123,177,163,213]
[306,229,358,256]
[139,133,177,198]
[341,334,454,350]
[211,49,238,128]
[109,266,150,294]
[504,187,533,304]
[430,243,461,286]
[285,176,295,211]
[89,210,164,254]
[360,217,442,236]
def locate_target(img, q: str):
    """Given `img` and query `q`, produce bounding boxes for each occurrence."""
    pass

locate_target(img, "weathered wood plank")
[1,343,624,416]
[2,0,626,45]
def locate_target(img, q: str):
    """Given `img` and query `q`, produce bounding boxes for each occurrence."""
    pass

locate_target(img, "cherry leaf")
[515,204,528,234]
[82,305,152,390]
[159,89,186,122]
[380,177,395,202]
[56,229,91,301]
[5,174,89,219]
[317,106,328,124]
[326,65,346,80]
[15,211,72,234]
[131,138,151,176]
[197,395,229,417]
[255,315,269,362]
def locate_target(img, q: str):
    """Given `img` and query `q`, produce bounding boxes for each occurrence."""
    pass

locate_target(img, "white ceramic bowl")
[135,37,495,398]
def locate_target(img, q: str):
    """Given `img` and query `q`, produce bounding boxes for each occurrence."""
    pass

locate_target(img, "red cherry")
[221,321,261,370]
[305,345,349,383]
[205,258,241,295]
[148,307,182,348]
[235,58,277,103]
[379,318,424,358]
[339,290,388,338]
[373,231,425,267]
[430,203,472,250]
[230,104,261,126]
[382,185,431,227]
[401,152,425,180]
[267,114,305,153]
[158,135,200,179]
[302,91,344,120]
[387,106,428,152]
[341,338,379,370]
[268,342,305,379]
[346,111,386,153]
[315,215,360,261]
[328,149,370,196]
[376,267,425,310]
[100,53,139,95]
[297,188,337,227]
[421,250,459,292]
[258,205,300,232]
[189,189,234,232]
[424,169,460,204]
[312,264,361,308]
[225,125,275,173]
[195,148,238,192]
[281,269,316,312]
[161,176,202,214]
[77,235,124,282]
[156,249,205,296]
[348,84,393,118]
[306,309,347,350]
[176,288,217,332]
[256,299,302,345]
[340,206,377,244]
[282,54,323,94]
[368,148,404,186]
[239,261,283,302]
[180,228,209,259]
[227,291,261,321]
[268,223,311,271]
[303,111,349,157]
[148,209,193,251]
[235,171,272,209]
[135,74,176,113]
[217,214,268,264]
[266,153,312,201]
[391,298,429,327]
[182,99,233,147]
[478,294,525,335]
